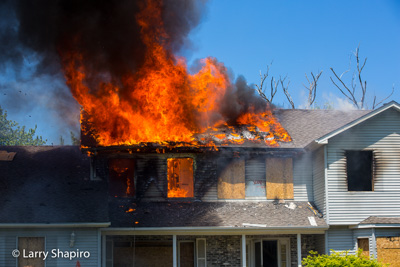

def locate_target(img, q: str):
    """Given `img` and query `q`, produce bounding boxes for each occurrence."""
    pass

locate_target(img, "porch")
[102,229,326,267]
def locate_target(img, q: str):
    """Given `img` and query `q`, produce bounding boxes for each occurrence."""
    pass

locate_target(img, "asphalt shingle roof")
[274,109,370,148]
[359,216,400,225]
[0,146,108,223]
[109,201,327,228]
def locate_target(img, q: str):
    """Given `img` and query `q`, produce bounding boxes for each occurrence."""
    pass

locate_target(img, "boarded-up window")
[18,237,45,267]
[218,159,245,199]
[346,151,373,191]
[358,238,370,257]
[377,236,400,266]
[266,158,293,199]
[167,158,194,198]
[245,159,266,197]
[109,158,135,197]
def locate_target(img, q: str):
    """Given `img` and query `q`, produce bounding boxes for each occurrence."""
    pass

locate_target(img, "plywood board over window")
[18,237,45,267]
[377,236,400,267]
[266,158,293,199]
[218,159,245,199]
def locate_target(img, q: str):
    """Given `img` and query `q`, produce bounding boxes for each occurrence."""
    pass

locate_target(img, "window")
[109,158,135,197]
[252,238,290,267]
[346,151,373,191]
[245,159,266,197]
[196,238,207,267]
[357,238,370,257]
[18,237,45,267]
[217,157,293,200]
[167,158,194,198]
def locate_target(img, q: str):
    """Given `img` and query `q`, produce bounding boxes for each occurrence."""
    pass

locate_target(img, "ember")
[58,0,291,147]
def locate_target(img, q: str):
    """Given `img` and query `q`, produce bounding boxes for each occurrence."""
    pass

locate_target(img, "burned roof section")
[0,146,108,223]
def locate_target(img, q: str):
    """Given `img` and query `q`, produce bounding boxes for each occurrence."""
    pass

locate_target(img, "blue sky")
[1,0,399,144]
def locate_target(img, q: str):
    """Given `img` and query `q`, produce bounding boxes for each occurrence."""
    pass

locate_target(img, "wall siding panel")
[327,228,355,254]
[293,153,314,201]
[326,108,400,225]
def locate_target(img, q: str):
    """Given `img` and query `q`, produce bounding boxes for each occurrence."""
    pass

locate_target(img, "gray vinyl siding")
[0,228,100,267]
[326,228,355,254]
[375,228,400,237]
[293,153,314,201]
[312,147,325,218]
[326,108,400,225]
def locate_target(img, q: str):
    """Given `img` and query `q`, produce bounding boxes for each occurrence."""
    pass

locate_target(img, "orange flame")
[61,0,291,147]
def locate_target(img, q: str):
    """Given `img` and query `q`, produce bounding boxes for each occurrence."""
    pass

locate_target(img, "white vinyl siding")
[0,228,100,267]
[326,108,400,225]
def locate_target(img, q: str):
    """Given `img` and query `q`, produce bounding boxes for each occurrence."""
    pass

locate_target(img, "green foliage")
[0,106,46,146]
[302,250,386,267]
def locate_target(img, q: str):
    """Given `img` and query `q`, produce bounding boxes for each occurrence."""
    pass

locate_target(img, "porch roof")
[109,201,327,229]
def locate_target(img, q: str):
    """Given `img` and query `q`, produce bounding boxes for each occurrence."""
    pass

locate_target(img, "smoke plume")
[0,0,271,145]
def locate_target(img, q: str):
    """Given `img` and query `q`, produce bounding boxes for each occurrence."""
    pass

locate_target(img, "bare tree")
[280,76,294,109]
[303,71,323,109]
[255,64,278,104]
[330,45,393,109]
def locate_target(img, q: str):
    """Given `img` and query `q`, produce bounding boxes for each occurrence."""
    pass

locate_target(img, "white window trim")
[196,238,207,267]
[356,236,370,255]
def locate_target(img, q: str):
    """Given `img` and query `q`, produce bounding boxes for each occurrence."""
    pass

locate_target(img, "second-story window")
[245,158,266,197]
[217,157,293,200]
[167,158,194,198]
[346,150,374,191]
[109,158,135,197]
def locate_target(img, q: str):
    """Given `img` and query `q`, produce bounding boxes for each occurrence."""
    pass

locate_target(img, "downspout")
[324,145,330,254]
[324,145,330,224]
[372,228,376,259]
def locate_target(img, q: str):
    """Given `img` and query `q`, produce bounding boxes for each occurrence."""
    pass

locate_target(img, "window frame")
[167,157,194,198]
[108,158,136,197]
[345,150,374,192]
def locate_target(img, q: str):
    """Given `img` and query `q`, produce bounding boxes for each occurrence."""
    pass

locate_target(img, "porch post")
[242,234,246,267]
[173,234,177,267]
[297,233,302,267]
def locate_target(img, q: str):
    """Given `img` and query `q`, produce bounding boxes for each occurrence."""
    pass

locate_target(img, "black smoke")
[0,0,269,142]
[0,0,207,84]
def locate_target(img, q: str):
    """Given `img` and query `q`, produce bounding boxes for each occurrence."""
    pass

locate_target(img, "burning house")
[2,101,400,267]
[1,0,400,266]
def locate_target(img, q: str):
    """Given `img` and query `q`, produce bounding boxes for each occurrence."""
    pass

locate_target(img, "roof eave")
[315,101,400,144]
[101,226,328,235]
